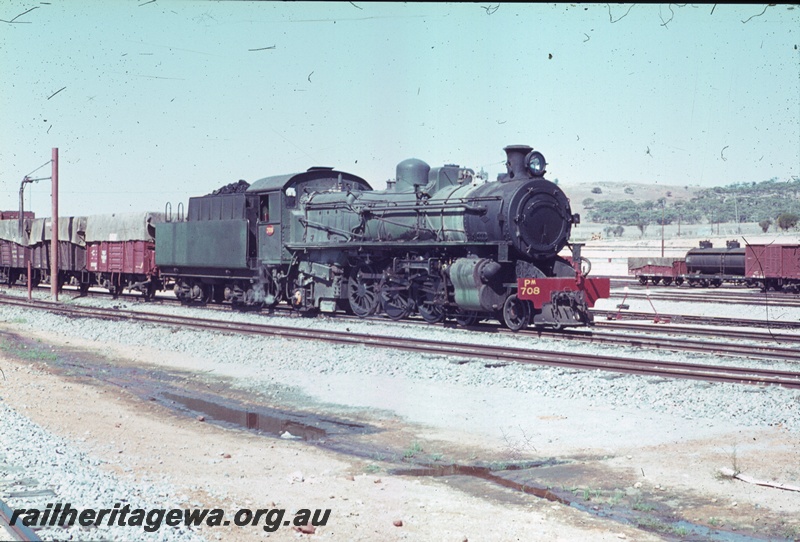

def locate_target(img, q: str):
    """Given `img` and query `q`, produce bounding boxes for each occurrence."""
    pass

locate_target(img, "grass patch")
[403,441,423,459]
[0,338,57,362]
[632,496,656,512]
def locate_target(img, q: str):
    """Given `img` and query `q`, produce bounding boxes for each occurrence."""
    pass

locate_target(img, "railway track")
[592,309,799,330]
[20,281,800,326]
[594,320,800,344]
[0,479,46,542]
[2,295,799,389]
[524,326,800,363]
[0,502,39,542]
[6,284,799,335]
[612,289,800,308]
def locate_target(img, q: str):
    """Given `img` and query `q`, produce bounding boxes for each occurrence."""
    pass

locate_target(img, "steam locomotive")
[156,145,610,330]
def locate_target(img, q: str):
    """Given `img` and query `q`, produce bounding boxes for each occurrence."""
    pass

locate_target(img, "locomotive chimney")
[503,145,533,181]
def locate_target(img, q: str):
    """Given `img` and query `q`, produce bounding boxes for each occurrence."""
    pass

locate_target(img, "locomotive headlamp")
[525,151,546,177]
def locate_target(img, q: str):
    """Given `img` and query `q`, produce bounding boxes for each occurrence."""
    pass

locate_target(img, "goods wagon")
[86,212,164,298]
[745,244,800,292]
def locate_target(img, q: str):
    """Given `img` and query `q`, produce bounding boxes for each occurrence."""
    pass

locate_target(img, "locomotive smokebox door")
[258,193,282,264]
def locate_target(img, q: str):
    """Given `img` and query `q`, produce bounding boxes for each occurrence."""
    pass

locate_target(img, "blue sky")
[1,2,798,217]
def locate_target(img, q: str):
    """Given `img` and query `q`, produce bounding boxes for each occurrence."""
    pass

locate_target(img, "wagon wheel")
[413,276,446,324]
[638,276,648,285]
[380,279,412,321]
[675,277,684,286]
[661,277,673,286]
[108,279,122,298]
[78,282,90,296]
[142,281,157,301]
[501,294,530,332]
[347,265,379,318]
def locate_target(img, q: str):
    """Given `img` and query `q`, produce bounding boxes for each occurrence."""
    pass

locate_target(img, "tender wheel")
[501,294,530,332]
[380,280,412,321]
[347,265,379,318]
[245,287,265,310]
[414,277,446,324]
[212,285,225,304]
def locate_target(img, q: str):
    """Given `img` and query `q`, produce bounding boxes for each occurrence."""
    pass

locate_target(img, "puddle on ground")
[162,391,330,441]
[391,463,569,504]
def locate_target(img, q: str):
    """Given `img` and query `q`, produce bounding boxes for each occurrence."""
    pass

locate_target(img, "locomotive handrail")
[359,203,487,214]
[304,196,497,213]
[298,218,365,241]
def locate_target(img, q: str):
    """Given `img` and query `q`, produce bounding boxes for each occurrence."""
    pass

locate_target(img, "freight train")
[0,145,611,330]
[628,240,800,292]
[0,212,163,297]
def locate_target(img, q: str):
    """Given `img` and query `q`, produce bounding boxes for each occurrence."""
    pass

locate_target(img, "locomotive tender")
[156,145,610,330]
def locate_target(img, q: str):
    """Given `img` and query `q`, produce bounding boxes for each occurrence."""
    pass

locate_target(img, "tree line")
[585,177,800,233]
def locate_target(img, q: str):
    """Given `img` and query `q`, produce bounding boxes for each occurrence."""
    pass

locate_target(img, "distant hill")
[565,181,700,218]
[565,178,800,230]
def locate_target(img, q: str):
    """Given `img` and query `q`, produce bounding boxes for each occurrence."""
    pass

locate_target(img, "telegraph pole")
[661,200,665,257]
[18,148,59,301]
[51,148,59,302]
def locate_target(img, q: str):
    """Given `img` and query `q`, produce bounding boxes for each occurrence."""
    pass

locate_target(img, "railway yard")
[0,245,799,542]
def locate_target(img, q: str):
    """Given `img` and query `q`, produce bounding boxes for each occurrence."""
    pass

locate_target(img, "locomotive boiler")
[156,145,609,330]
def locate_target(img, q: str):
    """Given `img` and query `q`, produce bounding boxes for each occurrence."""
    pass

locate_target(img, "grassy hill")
[565,181,701,218]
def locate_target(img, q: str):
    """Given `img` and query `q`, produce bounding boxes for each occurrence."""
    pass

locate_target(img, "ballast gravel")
[0,401,207,542]
[1,288,798,436]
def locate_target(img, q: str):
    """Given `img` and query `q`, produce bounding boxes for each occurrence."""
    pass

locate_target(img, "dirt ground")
[1,320,799,541]
[0,328,653,542]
